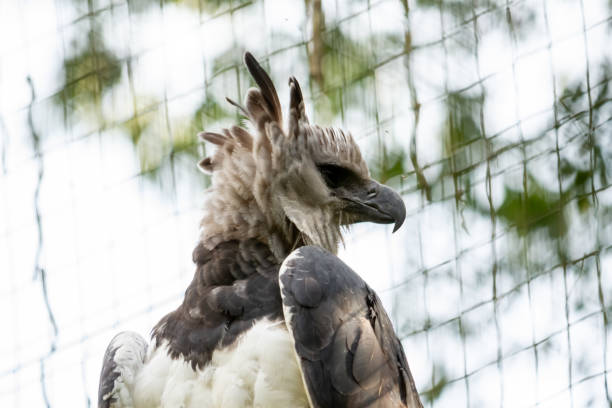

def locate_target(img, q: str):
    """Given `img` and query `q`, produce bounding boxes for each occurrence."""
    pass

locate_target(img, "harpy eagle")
[98,52,423,408]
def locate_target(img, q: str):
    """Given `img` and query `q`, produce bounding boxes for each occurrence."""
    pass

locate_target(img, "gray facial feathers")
[279,246,423,408]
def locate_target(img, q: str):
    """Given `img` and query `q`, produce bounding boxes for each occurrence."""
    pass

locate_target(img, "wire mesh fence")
[0,0,611,406]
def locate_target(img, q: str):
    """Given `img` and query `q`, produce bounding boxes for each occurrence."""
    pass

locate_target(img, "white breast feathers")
[131,319,310,408]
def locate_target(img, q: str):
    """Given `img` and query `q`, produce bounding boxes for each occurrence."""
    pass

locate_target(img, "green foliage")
[416,0,478,21]
[443,92,484,165]
[429,72,610,268]
[101,0,251,14]
[422,365,449,404]
[56,29,122,117]
[556,64,612,210]
[369,143,408,187]
[314,29,402,118]
[123,114,148,146]
[495,179,566,238]
[320,28,373,88]
[193,95,233,129]
[210,48,245,75]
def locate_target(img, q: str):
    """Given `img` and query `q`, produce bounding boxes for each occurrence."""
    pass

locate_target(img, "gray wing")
[279,246,423,408]
[98,331,148,408]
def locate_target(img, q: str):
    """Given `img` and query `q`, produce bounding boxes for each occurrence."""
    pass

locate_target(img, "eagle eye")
[317,164,356,189]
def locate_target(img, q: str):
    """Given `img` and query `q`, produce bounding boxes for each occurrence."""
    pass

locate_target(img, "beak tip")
[375,182,406,233]
[392,215,404,233]
[392,195,406,234]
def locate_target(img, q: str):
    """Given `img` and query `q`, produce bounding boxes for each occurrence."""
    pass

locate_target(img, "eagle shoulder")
[279,246,423,408]
[151,239,284,369]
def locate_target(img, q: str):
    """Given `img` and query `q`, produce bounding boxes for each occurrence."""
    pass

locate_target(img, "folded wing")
[279,246,423,408]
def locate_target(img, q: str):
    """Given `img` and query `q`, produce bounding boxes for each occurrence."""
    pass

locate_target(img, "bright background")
[1,0,611,406]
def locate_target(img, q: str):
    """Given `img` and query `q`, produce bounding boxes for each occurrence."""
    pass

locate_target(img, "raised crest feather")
[198,132,226,146]
[244,52,283,125]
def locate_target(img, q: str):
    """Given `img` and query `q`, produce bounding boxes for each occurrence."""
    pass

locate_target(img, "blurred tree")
[56,25,122,122]
[55,0,248,187]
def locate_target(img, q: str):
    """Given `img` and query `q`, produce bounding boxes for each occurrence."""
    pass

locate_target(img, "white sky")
[0,0,611,407]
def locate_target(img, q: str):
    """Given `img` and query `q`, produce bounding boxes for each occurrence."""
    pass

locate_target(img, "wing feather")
[98,332,148,408]
[279,246,423,408]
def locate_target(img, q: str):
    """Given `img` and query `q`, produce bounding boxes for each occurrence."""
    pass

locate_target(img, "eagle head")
[198,52,405,258]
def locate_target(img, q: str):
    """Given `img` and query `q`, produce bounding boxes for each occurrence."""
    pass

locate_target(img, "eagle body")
[98,53,422,408]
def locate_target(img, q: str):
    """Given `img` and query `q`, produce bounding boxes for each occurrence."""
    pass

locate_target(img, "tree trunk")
[306,0,325,89]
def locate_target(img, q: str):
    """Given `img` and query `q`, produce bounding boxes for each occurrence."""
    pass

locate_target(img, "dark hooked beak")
[341,180,406,232]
